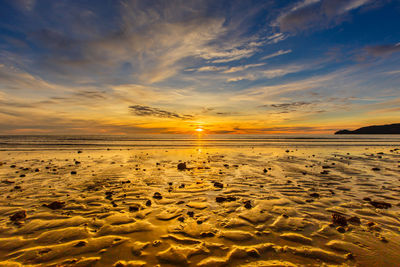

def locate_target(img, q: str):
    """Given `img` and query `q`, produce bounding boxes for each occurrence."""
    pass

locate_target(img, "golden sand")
[0,146,399,266]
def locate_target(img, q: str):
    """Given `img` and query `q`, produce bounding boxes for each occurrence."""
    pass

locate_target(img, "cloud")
[269,101,313,109]
[223,63,265,73]
[204,48,258,63]
[365,43,400,57]
[261,65,304,79]
[129,105,194,120]
[260,49,292,61]
[277,0,373,32]
[196,66,228,72]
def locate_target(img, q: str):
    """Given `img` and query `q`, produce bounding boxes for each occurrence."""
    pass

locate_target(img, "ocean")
[0,134,399,150]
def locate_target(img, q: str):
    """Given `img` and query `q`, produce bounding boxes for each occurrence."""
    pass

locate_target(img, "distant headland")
[335,123,400,134]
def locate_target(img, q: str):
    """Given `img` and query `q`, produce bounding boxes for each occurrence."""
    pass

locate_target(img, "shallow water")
[0,135,400,266]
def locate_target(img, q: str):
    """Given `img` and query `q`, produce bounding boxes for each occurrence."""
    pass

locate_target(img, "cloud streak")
[129,105,194,120]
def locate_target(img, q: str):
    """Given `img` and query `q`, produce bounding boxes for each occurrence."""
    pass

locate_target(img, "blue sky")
[0,0,399,134]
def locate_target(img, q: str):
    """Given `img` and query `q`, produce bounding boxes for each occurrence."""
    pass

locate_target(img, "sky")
[0,0,399,135]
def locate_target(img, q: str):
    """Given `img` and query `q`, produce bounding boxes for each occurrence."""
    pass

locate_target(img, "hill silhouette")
[335,123,400,134]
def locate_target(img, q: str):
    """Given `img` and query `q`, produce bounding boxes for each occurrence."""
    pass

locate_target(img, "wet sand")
[0,146,400,266]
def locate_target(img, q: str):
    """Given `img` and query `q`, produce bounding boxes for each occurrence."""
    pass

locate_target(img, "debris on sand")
[43,201,65,210]
[213,182,223,189]
[331,213,347,226]
[153,192,163,200]
[370,200,391,209]
[10,210,27,221]
[177,162,187,170]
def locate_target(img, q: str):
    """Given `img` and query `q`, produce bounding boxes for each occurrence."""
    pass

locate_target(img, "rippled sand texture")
[1,146,400,266]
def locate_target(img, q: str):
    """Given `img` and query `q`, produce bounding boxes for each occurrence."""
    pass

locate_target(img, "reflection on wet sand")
[0,145,400,266]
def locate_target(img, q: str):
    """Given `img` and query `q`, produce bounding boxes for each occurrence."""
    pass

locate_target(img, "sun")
[195,128,203,132]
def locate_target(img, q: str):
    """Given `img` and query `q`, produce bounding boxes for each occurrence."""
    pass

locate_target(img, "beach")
[0,135,400,266]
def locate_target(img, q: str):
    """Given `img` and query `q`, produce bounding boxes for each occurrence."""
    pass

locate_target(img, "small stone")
[244,200,252,209]
[177,162,187,170]
[332,213,347,226]
[70,171,77,175]
[73,241,87,247]
[336,226,346,233]
[129,205,140,212]
[145,200,152,206]
[309,192,320,198]
[370,201,391,209]
[153,192,162,200]
[213,182,223,189]
[372,167,380,171]
[43,201,65,210]
[10,210,27,221]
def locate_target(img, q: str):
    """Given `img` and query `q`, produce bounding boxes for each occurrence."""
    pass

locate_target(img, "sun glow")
[195,128,203,132]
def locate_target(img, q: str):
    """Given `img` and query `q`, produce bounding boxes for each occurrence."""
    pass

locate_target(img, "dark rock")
[216,196,226,203]
[14,185,22,190]
[370,200,391,209]
[153,192,162,200]
[363,197,371,202]
[213,182,223,189]
[10,210,26,221]
[244,200,252,209]
[178,217,185,222]
[336,226,346,233]
[70,171,77,175]
[263,168,268,173]
[332,213,347,226]
[366,221,375,227]
[179,183,185,188]
[177,162,187,170]
[145,200,152,206]
[73,241,87,247]
[247,248,261,258]
[43,201,65,210]
[309,193,320,198]
[129,205,140,212]
[187,211,194,217]
[372,167,380,171]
